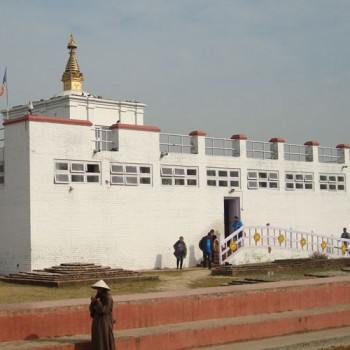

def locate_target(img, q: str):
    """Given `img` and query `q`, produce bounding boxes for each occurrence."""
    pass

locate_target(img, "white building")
[0,36,349,275]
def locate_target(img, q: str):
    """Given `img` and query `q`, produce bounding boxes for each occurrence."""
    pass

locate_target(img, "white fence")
[219,225,350,265]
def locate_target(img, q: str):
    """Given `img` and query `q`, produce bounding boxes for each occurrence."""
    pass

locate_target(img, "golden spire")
[61,34,84,91]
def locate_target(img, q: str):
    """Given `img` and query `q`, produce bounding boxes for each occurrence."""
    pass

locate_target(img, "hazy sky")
[0,0,349,146]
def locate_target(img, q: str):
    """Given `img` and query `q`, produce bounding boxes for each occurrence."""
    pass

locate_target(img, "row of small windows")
[0,163,4,184]
[50,161,344,193]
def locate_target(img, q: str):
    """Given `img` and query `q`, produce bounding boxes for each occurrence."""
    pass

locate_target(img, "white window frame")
[319,173,346,192]
[285,171,314,191]
[110,163,152,186]
[206,167,241,188]
[248,170,279,190]
[54,160,101,185]
[161,166,198,187]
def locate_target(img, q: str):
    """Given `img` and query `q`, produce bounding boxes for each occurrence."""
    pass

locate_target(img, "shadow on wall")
[155,254,162,269]
[188,245,197,267]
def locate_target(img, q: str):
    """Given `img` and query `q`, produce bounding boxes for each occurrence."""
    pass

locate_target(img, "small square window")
[337,176,345,182]
[111,176,124,184]
[305,183,313,190]
[329,184,337,190]
[218,170,228,177]
[71,174,85,182]
[285,174,294,180]
[111,165,124,174]
[295,174,303,181]
[207,180,216,186]
[218,180,228,187]
[174,168,185,176]
[320,175,328,182]
[295,183,303,189]
[269,173,278,180]
[230,180,239,187]
[230,171,239,178]
[125,166,137,174]
[56,162,68,171]
[162,178,172,185]
[86,163,100,173]
[125,176,138,185]
[207,170,216,177]
[187,179,197,186]
[320,184,328,190]
[87,175,100,183]
[140,166,151,174]
[259,172,267,179]
[140,177,151,185]
[248,181,258,189]
[304,174,313,181]
[55,174,69,183]
[269,182,278,189]
[338,184,345,191]
[328,176,336,182]
[259,182,268,188]
[175,178,185,185]
[187,169,197,176]
[0,176,4,184]
[286,183,294,190]
[248,171,258,179]
[71,163,85,172]
[161,168,173,176]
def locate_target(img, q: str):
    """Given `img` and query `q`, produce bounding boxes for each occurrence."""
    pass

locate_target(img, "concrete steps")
[1,276,350,349]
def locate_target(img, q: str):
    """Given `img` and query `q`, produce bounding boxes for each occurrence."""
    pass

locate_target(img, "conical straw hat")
[91,279,110,290]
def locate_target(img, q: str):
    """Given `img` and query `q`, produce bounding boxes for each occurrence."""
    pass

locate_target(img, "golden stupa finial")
[61,34,84,91]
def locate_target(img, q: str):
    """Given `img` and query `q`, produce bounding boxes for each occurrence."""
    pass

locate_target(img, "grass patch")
[0,277,161,305]
[188,276,234,289]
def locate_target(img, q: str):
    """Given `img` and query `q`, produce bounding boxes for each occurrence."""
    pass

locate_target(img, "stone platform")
[0,263,157,287]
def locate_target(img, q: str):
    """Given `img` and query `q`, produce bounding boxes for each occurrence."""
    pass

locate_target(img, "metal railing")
[159,133,193,154]
[318,147,341,164]
[219,225,349,265]
[284,143,309,162]
[246,141,274,159]
[205,137,238,157]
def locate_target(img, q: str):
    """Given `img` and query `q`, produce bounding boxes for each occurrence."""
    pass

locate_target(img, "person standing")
[173,236,187,269]
[341,227,350,249]
[199,231,214,269]
[89,280,116,350]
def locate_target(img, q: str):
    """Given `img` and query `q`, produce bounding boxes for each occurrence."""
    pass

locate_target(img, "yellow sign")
[321,241,327,251]
[278,234,285,244]
[230,241,237,251]
[300,238,306,247]
[341,244,347,254]
[254,232,261,243]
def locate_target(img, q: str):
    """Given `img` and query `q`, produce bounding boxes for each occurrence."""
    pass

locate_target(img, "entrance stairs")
[1,275,350,349]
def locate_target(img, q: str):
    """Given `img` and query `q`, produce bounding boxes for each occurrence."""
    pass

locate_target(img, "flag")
[0,68,7,96]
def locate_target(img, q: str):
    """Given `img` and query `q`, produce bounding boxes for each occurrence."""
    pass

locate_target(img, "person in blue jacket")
[199,231,214,269]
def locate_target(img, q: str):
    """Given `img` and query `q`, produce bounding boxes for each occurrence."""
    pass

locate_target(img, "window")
[247,170,278,190]
[206,168,240,188]
[110,163,152,186]
[54,160,101,184]
[161,166,198,186]
[285,172,314,191]
[319,173,345,191]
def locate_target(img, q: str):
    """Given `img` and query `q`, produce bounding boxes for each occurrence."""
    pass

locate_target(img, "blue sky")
[0,0,349,146]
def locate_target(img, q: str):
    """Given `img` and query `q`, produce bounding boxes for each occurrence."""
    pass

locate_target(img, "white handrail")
[219,225,350,265]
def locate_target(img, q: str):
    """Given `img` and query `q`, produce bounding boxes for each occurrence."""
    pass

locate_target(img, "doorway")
[224,197,241,238]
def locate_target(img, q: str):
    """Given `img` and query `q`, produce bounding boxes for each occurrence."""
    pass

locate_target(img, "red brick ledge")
[109,123,160,132]
[304,140,320,146]
[337,144,350,149]
[269,137,285,143]
[3,115,93,126]
[231,134,247,140]
[189,130,207,136]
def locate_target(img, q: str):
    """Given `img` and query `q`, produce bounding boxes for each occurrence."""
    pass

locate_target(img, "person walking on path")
[199,231,214,269]
[89,280,116,350]
[173,236,187,269]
